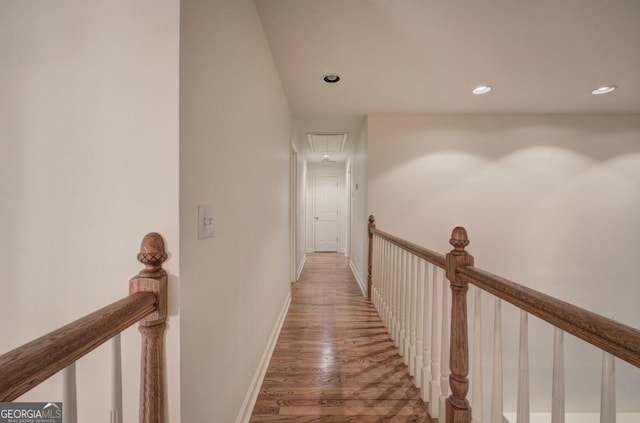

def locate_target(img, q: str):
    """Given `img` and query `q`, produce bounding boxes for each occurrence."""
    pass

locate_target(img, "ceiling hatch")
[307,133,347,154]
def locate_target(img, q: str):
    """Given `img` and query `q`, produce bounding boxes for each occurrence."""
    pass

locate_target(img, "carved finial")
[449,227,469,253]
[369,215,375,224]
[137,232,167,274]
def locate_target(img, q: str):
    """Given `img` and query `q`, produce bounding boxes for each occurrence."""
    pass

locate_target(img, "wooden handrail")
[0,292,157,401]
[0,232,168,423]
[457,265,640,368]
[368,218,640,368]
[370,227,446,269]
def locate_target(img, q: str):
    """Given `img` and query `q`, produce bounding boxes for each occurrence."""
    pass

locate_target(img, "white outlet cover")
[198,204,214,240]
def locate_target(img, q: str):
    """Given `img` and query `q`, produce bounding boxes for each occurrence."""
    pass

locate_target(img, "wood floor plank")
[250,416,430,423]
[250,253,433,422]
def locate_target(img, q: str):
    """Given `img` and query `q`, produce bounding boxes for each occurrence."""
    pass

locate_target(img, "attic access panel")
[307,133,347,154]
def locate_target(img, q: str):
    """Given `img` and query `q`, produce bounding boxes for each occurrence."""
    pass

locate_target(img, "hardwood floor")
[250,253,432,422]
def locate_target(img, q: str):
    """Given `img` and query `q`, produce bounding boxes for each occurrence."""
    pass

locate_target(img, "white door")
[314,175,338,252]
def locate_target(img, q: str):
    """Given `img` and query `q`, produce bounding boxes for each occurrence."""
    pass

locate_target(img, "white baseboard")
[235,293,292,423]
[349,260,367,297]
[338,248,346,254]
[503,413,640,423]
[296,254,306,281]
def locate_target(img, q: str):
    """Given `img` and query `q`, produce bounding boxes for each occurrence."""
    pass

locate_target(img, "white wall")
[368,114,640,415]
[180,1,293,421]
[0,1,180,422]
[305,162,347,254]
[348,120,369,294]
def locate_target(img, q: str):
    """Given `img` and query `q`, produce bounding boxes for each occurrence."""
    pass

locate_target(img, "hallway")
[250,253,431,422]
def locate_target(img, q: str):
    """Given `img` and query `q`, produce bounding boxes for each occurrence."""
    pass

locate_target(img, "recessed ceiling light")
[472,85,492,95]
[323,74,341,84]
[591,85,617,95]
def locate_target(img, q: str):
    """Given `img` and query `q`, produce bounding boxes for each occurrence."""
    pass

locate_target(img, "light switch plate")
[198,204,214,239]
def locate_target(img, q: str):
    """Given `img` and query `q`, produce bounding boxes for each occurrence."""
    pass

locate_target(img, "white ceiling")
[255,0,640,161]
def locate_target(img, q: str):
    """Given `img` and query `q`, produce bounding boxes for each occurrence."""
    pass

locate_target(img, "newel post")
[445,227,474,423]
[130,233,168,423]
[367,215,376,299]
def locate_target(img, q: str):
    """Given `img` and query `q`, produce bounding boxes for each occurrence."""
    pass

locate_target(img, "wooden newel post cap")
[447,226,473,280]
[449,227,469,253]
[137,232,167,275]
[132,232,168,324]
[368,215,375,224]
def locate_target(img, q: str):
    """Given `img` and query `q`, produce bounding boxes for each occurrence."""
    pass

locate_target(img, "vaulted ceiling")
[255,0,640,160]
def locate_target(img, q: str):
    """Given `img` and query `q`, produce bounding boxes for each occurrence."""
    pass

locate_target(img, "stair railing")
[367,215,640,423]
[0,232,169,423]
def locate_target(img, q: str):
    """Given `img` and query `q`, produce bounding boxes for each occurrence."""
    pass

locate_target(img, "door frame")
[289,140,298,283]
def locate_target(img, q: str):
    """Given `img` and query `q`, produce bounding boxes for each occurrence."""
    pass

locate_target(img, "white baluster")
[382,240,391,332]
[380,239,385,311]
[393,246,400,346]
[421,261,433,402]
[378,238,383,309]
[414,259,425,389]
[395,246,401,341]
[384,240,391,328]
[387,241,392,330]
[379,239,385,322]
[517,310,530,423]
[377,237,382,310]
[491,298,503,423]
[429,266,442,418]
[403,250,411,364]
[372,236,378,309]
[371,235,382,312]
[376,239,381,314]
[376,237,382,314]
[409,254,418,376]
[62,362,77,423]
[399,249,407,355]
[410,254,416,360]
[439,267,450,420]
[552,328,565,423]
[111,334,123,423]
[471,287,483,423]
[600,351,616,423]
[389,242,395,334]
[405,250,411,359]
